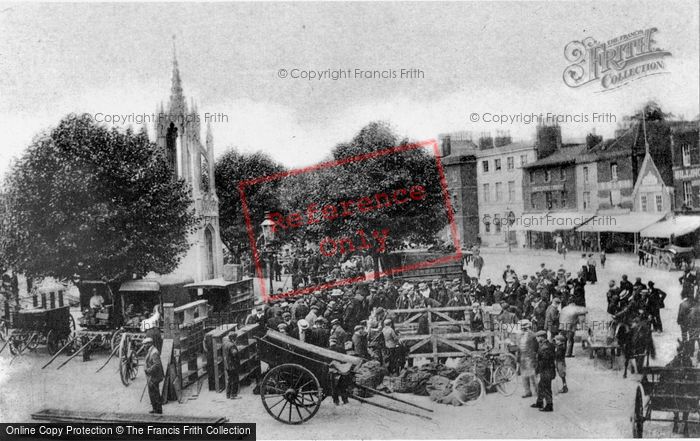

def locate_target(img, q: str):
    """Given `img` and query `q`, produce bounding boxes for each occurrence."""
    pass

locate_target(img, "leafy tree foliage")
[1,114,197,281]
[275,122,450,274]
[215,150,285,261]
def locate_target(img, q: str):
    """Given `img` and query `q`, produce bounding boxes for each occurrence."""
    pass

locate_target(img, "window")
[507,156,514,170]
[583,166,589,183]
[544,170,551,183]
[655,195,663,212]
[560,168,566,181]
[494,159,502,171]
[494,214,501,233]
[641,195,647,211]
[484,219,491,233]
[529,171,535,184]
[508,181,515,202]
[684,181,693,206]
[610,162,618,181]
[495,182,503,201]
[520,154,528,167]
[583,191,591,209]
[483,184,490,203]
[482,160,489,173]
[683,145,691,167]
[560,190,568,207]
[530,194,536,209]
[545,192,553,210]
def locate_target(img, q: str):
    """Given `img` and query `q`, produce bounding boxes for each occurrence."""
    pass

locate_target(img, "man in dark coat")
[143,337,164,414]
[532,330,555,412]
[646,281,666,332]
[680,268,697,300]
[222,333,241,399]
[620,275,633,294]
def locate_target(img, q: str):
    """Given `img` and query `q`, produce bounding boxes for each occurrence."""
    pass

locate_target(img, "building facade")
[151,52,225,282]
[474,135,536,248]
[439,135,480,248]
[670,121,700,211]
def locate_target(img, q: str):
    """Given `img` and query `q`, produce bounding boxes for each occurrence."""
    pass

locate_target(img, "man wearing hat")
[545,297,561,341]
[330,318,347,354]
[351,324,369,359]
[222,333,242,399]
[533,330,555,411]
[305,304,319,328]
[517,319,538,398]
[297,319,310,343]
[143,337,164,414]
[382,319,401,374]
[559,300,588,357]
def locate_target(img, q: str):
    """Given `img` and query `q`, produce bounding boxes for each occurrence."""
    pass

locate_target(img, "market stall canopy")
[118,280,160,292]
[577,213,666,233]
[511,212,595,232]
[184,277,249,290]
[641,215,700,238]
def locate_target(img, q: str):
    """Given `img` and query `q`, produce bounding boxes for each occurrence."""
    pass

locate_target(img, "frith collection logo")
[563,27,672,92]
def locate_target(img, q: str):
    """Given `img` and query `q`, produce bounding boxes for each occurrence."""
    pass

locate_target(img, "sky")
[0,1,698,176]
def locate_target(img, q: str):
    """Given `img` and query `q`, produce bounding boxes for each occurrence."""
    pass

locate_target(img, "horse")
[615,317,655,378]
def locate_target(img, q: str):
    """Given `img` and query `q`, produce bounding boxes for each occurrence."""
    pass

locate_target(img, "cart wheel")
[46,330,58,355]
[494,365,518,396]
[68,314,76,331]
[260,363,322,425]
[119,333,139,387]
[0,320,7,342]
[452,372,485,405]
[25,332,40,351]
[110,329,124,352]
[9,334,26,355]
[632,385,644,438]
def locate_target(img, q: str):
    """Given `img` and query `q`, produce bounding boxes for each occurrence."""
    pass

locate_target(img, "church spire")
[169,35,185,115]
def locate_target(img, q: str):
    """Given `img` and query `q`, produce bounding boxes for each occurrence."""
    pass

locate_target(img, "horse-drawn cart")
[256,329,433,424]
[5,305,74,356]
[632,366,700,437]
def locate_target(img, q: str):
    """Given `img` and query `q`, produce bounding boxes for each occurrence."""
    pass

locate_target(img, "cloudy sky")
[0,1,698,176]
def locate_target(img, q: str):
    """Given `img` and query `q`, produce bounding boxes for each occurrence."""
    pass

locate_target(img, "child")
[554,334,568,393]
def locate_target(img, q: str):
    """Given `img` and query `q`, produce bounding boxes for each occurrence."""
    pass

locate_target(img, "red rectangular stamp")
[238,139,461,302]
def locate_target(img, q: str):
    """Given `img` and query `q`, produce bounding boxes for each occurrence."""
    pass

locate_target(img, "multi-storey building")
[439,134,480,248]
[474,132,536,248]
[670,121,700,211]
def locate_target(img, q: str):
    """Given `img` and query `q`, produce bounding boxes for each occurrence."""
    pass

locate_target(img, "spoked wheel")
[452,372,485,405]
[8,334,27,356]
[68,315,76,332]
[0,320,7,342]
[494,365,518,396]
[260,363,322,424]
[632,386,644,438]
[25,332,40,351]
[46,330,71,356]
[497,353,518,370]
[119,333,139,386]
[110,329,124,353]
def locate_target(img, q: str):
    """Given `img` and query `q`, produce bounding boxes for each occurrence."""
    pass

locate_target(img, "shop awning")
[512,212,595,232]
[577,213,666,233]
[118,280,160,292]
[184,277,249,290]
[641,215,700,238]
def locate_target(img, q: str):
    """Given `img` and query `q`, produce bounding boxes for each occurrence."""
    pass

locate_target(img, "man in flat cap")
[533,330,555,412]
[143,337,164,414]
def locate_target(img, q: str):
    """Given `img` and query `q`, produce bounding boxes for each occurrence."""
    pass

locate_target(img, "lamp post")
[260,214,276,296]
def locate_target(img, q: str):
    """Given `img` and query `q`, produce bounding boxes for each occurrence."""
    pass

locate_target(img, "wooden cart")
[632,366,700,437]
[5,305,74,356]
[256,329,432,424]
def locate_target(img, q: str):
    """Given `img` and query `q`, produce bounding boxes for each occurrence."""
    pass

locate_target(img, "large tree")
[215,150,285,262]
[0,114,197,281]
[274,122,451,275]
